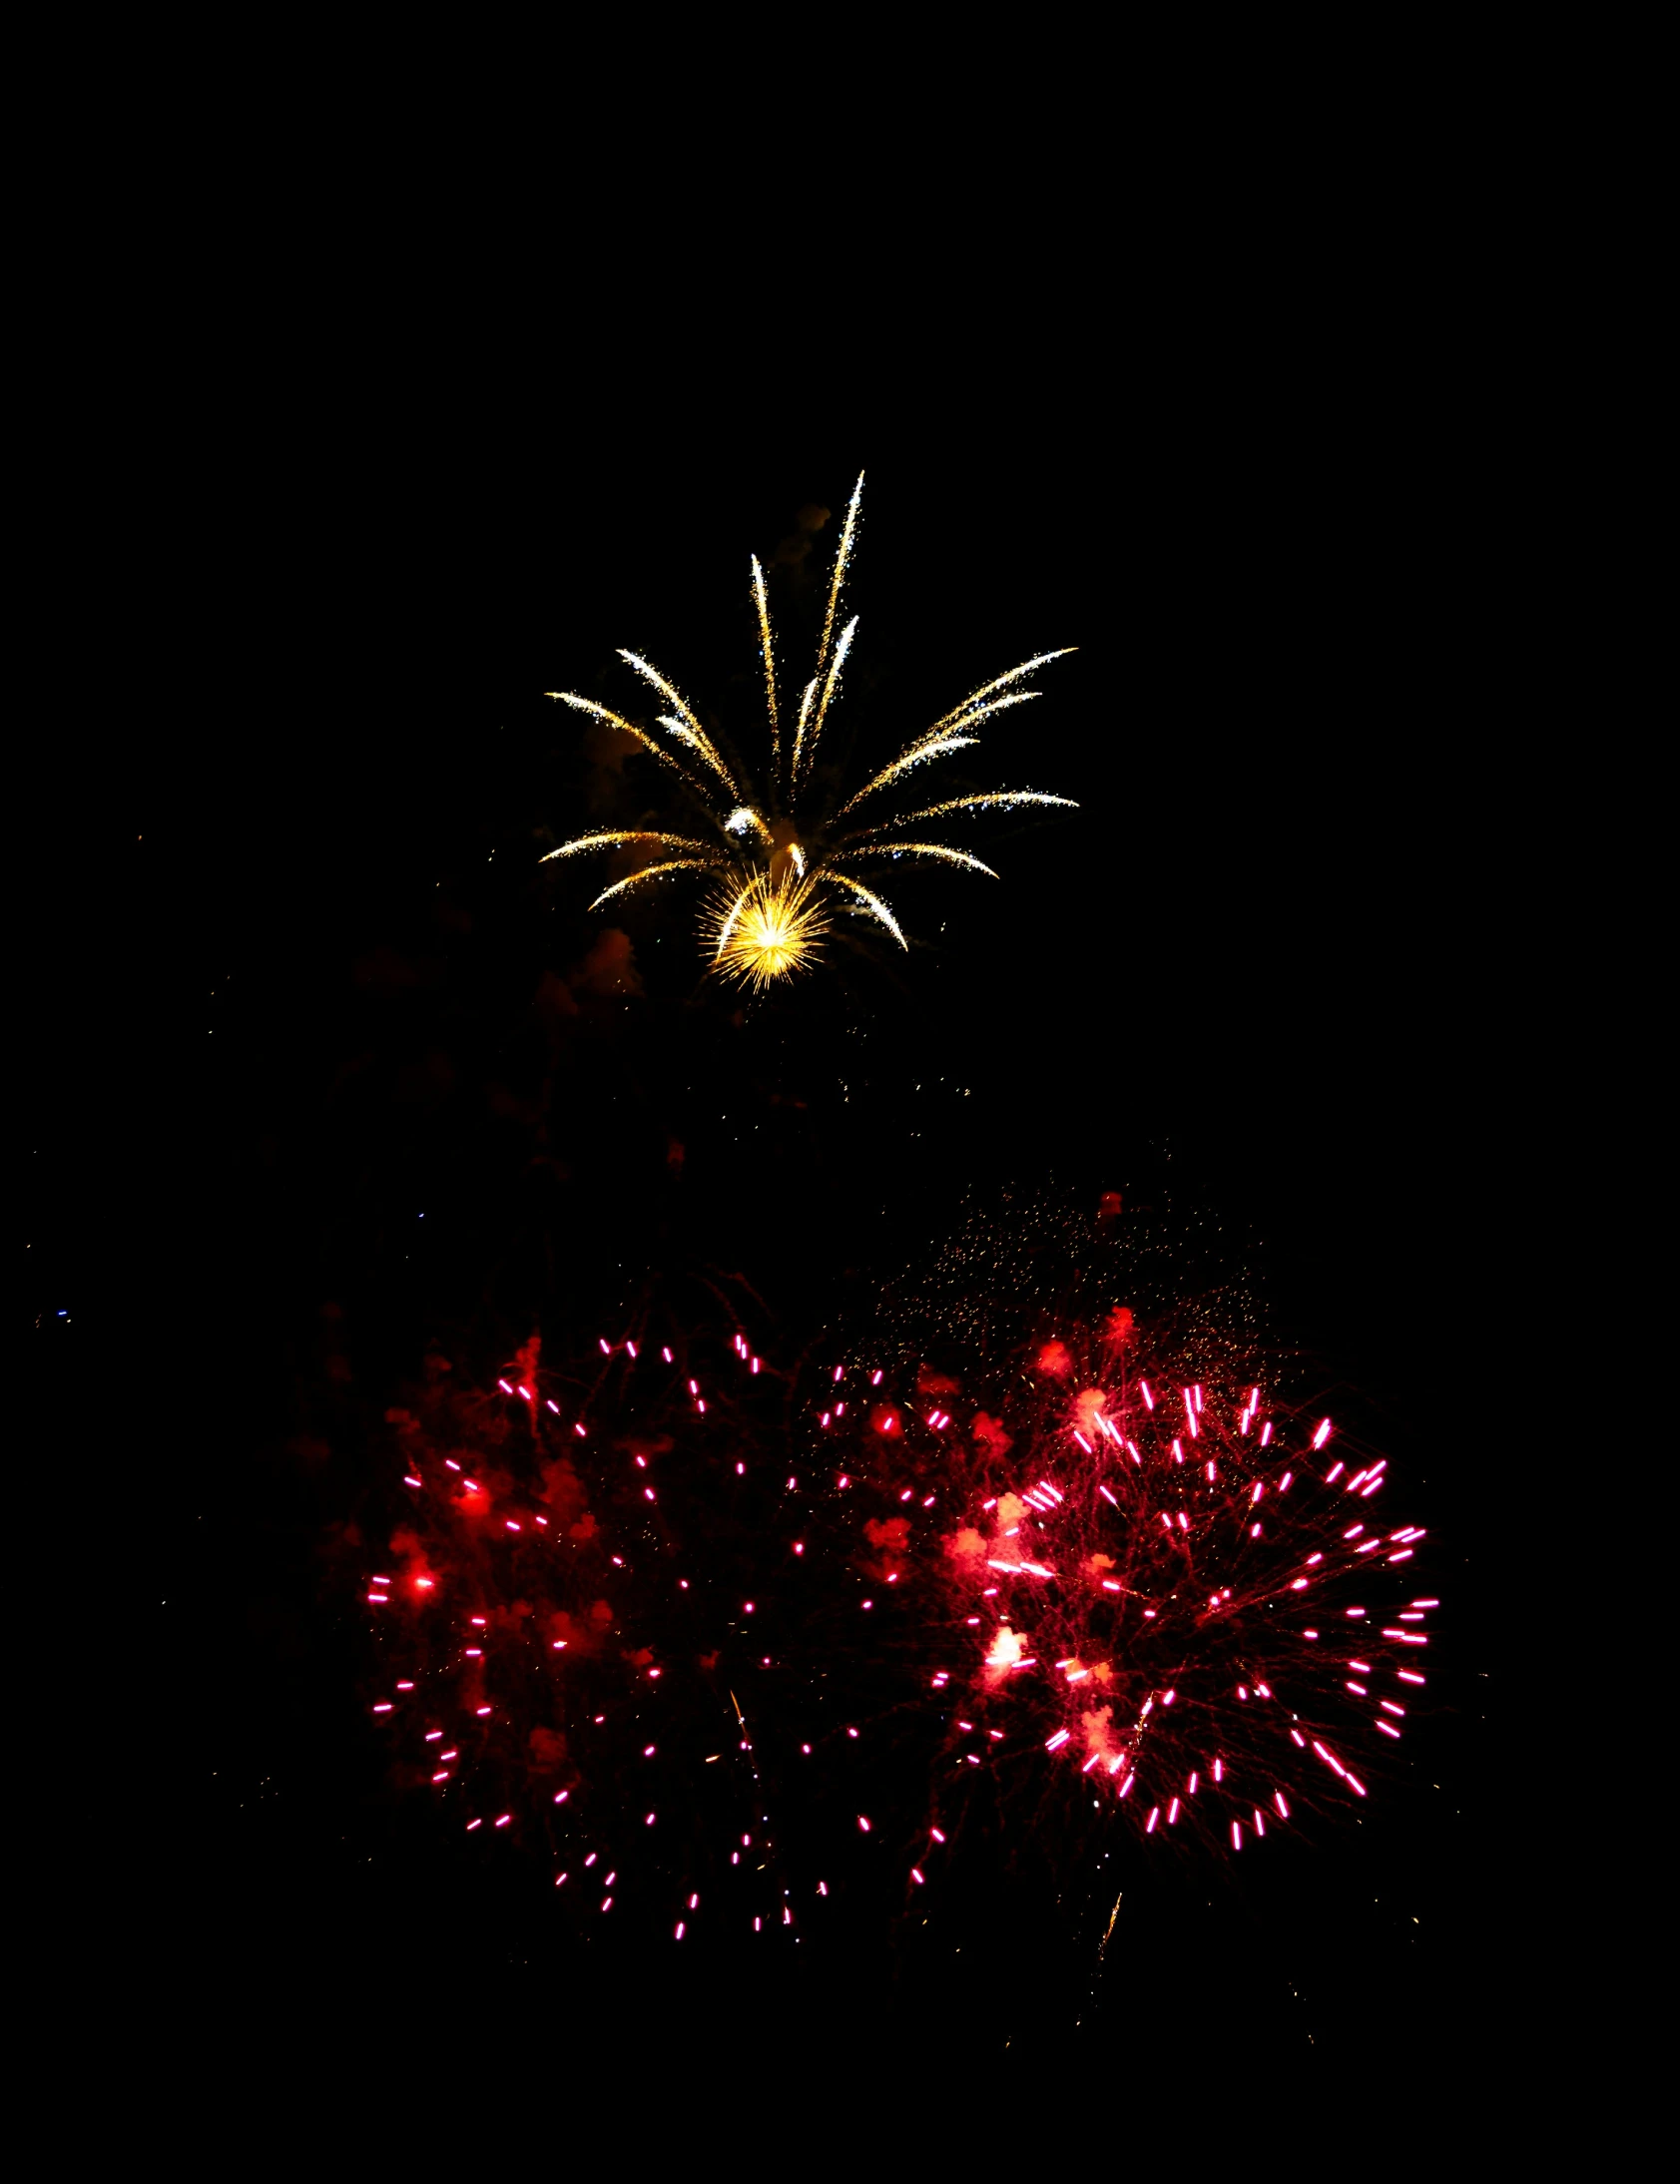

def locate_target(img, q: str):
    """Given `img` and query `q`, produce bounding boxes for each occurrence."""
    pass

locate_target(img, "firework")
[347,1220,1432,1935]
[709,870,831,992]
[542,474,1077,984]
[808,1308,1432,1886]
[354,1331,836,1944]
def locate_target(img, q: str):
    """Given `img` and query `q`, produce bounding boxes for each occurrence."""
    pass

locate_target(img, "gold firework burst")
[542,474,1076,986]
[708,871,829,989]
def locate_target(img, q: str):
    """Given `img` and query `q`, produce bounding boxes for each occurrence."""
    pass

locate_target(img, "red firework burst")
[821,1313,1432,1860]
[349,1329,819,1940]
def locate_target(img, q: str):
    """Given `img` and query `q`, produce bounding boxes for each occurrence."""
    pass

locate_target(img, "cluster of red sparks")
[355,1329,855,1944]
[351,1297,1433,1936]
[817,1311,1432,1873]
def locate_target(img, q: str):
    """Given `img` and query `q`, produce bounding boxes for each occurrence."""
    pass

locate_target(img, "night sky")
[35,430,1522,2106]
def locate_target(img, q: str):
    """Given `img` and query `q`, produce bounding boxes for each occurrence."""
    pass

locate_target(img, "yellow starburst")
[542,474,1076,985]
[708,872,829,991]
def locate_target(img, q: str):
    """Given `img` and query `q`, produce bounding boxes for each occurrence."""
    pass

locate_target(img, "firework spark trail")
[808,475,864,730]
[618,652,741,799]
[803,615,858,788]
[543,476,1076,987]
[840,791,1081,842]
[822,871,907,949]
[925,653,1079,737]
[835,692,1050,817]
[788,679,819,796]
[541,830,718,863]
[751,554,780,765]
[830,843,999,878]
[589,859,724,910]
[539,695,704,792]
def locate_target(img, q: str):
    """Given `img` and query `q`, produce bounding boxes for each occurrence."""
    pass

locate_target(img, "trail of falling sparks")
[618,652,740,800]
[591,858,720,910]
[542,476,1076,987]
[751,555,780,768]
[809,477,863,737]
[822,871,908,949]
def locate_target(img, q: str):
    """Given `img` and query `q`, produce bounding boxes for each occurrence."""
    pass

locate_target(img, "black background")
[32,387,1542,2115]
